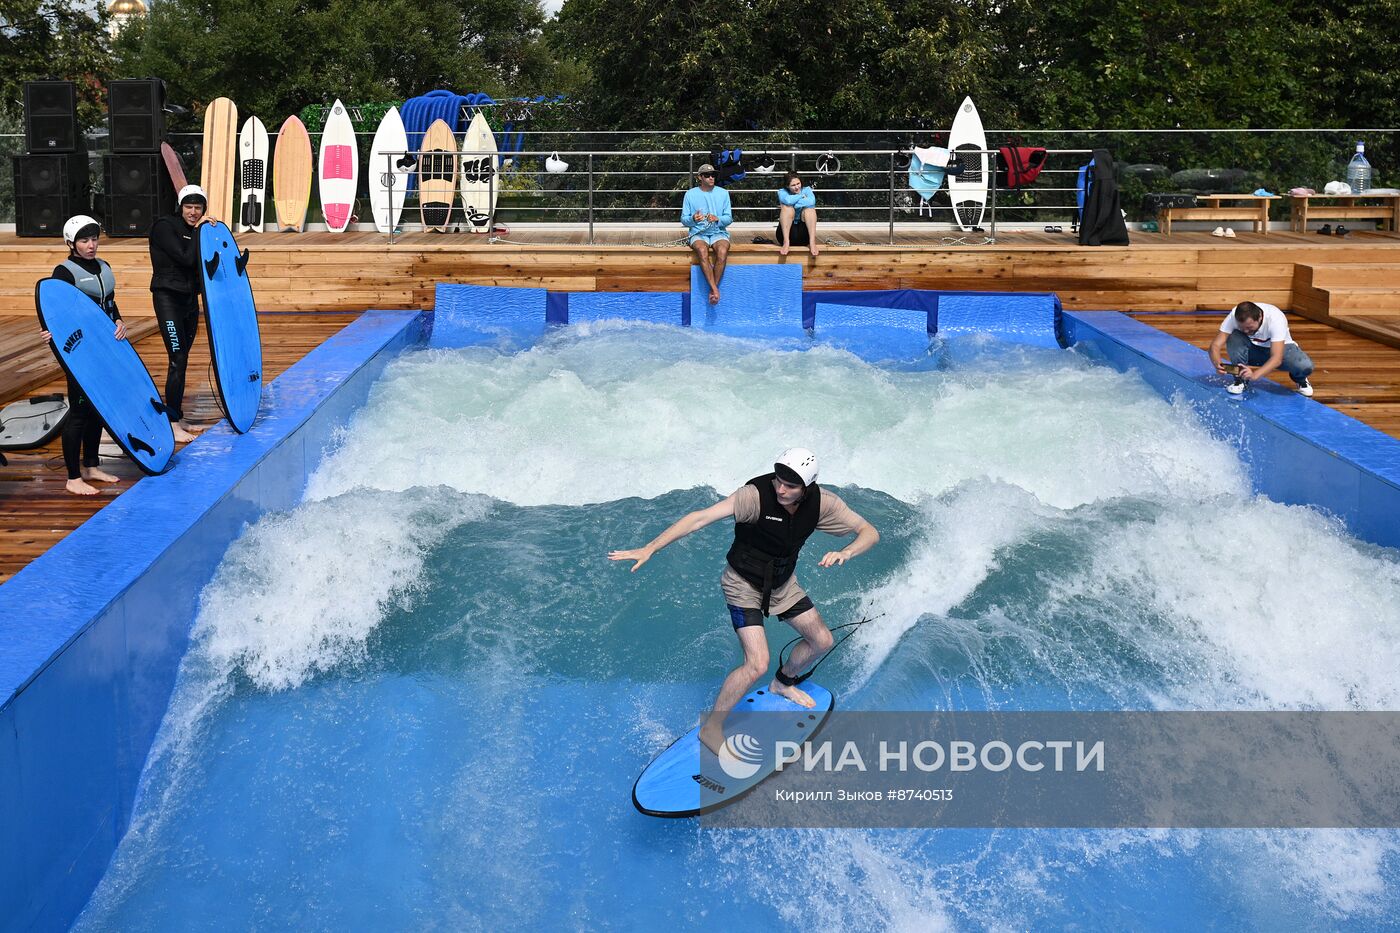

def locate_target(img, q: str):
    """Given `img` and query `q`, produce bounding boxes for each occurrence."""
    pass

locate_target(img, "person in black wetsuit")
[148,184,210,442]
[609,448,880,755]
[41,215,126,495]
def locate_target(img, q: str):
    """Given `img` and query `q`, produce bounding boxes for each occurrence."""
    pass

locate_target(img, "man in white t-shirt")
[1210,301,1316,397]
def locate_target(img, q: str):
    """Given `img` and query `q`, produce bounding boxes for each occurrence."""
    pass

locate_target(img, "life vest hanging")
[997,146,1048,188]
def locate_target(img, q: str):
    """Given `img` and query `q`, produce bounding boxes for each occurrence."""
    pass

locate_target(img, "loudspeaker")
[102,152,174,236]
[13,152,90,237]
[24,81,79,152]
[107,79,166,152]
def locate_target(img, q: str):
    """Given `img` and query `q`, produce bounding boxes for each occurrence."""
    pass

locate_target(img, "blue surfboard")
[633,682,835,818]
[197,220,263,434]
[35,278,174,475]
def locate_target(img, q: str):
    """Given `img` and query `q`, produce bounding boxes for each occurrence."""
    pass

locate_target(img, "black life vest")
[726,472,821,614]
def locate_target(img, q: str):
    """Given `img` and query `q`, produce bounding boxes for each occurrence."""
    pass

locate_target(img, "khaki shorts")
[720,564,809,617]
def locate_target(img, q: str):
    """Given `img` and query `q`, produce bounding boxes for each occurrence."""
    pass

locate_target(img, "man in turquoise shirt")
[681,164,732,304]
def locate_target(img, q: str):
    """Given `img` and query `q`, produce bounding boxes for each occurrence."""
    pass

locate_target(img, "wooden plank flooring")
[0,312,357,583]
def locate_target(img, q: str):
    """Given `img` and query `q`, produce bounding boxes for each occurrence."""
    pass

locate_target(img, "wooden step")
[1301,262,1400,288]
[1321,287,1400,314]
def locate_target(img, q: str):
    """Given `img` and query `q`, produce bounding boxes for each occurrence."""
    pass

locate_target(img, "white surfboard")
[947,96,989,231]
[458,111,498,234]
[236,116,269,233]
[318,99,359,233]
[368,106,410,234]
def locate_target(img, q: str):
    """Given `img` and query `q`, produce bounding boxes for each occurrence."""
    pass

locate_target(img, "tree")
[0,0,114,128]
[549,0,999,130]
[112,0,565,124]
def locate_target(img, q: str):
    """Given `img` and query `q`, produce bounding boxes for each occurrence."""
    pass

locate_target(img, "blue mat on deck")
[432,283,547,347]
[690,264,803,337]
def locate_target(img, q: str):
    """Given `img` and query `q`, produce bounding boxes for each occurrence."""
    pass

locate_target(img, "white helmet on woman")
[774,447,819,486]
[63,214,101,244]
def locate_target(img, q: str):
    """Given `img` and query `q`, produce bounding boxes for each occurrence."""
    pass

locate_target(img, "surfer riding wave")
[609,448,879,755]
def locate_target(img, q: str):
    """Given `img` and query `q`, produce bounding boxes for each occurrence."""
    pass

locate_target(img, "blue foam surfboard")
[633,682,834,817]
[198,220,263,434]
[34,278,174,474]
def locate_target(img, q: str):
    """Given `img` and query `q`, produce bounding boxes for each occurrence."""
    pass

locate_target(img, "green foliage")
[112,0,565,127]
[0,0,114,129]
[550,0,996,130]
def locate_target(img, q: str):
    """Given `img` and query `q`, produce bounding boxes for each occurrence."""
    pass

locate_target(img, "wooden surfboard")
[418,119,458,233]
[200,97,238,225]
[237,116,269,233]
[160,141,188,197]
[458,111,498,234]
[272,116,313,232]
[317,99,359,233]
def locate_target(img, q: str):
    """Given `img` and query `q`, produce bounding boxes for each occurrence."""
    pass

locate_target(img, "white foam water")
[77,322,1400,929]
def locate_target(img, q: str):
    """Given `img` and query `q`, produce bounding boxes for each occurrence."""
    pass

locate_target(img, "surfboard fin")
[241,196,262,228]
[127,433,155,457]
[150,397,167,414]
[235,249,250,276]
[204,252,221,278]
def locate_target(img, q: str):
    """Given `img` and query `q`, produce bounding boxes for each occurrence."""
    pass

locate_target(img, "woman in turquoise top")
[777,172,819,257]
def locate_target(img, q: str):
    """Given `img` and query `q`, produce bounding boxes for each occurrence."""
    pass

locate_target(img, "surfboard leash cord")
[776,608,886,685]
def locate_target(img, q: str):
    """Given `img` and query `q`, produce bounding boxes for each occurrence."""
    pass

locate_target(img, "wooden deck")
[4,224,1400,582]
[0,312,357,583]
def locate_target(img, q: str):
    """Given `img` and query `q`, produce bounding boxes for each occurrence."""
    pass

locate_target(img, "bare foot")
[66,478,100,496]
[770,680,816,708]
[173,426,196,443]
[178,419,204,435]
[82,468,119,484]
[809,244,820,258]
[709,289,721,305]
[779,244,790,256]
[699,723,726,756]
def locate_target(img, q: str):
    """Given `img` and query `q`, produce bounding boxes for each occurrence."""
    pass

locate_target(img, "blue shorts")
[688,230,730,247]
[728,596,815,630]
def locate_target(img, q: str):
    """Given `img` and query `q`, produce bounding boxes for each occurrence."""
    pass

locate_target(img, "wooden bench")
[1158,194,1279,235]
[1290,193,1400,233]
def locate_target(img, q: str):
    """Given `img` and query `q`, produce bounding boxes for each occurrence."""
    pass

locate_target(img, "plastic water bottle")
[1347,142,1372,194]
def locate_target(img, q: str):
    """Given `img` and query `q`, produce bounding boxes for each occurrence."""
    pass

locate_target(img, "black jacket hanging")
[1078,148,1131,246]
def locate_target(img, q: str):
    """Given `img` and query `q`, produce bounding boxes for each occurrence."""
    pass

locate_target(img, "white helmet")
[177,184,208,206]
[774,447,818,486]
[63,214,101,244]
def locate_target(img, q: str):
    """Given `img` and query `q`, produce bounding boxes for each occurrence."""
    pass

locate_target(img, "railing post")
[587,152,595,245]
[888,150,896,246]
[988,148,997,244]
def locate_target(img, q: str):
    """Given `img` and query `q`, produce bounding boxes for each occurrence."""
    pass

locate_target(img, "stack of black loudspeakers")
[103,79,173,237]
[12,78,172,237]
[13,81,87,237]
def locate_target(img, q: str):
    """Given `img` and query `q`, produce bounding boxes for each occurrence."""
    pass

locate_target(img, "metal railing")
[4,129,1397,241]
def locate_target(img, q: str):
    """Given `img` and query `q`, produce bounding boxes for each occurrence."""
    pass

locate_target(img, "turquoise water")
[77,322,1400,929]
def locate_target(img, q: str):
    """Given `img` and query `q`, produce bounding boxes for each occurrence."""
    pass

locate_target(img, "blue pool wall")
[0,310,425,933]
[1065,311,1400,551]
[4,273,1400,932]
